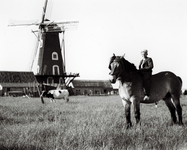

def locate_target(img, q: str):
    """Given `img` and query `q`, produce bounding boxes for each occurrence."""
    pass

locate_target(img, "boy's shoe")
[143,95,150,101]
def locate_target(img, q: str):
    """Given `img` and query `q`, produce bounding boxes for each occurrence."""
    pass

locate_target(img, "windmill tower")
[9,0,79,88]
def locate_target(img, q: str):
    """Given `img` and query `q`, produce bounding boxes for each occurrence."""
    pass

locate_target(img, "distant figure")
[139,49,154,101]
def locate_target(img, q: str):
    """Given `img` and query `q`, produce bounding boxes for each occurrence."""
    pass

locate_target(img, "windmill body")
[35,23,65,86]
[38,25,64,76]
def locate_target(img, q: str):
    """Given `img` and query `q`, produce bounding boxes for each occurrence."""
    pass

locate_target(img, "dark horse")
[109,54,183,128]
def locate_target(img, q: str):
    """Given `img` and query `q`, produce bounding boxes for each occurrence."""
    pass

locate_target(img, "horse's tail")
[177,76,182,84]
[177,76,183,95]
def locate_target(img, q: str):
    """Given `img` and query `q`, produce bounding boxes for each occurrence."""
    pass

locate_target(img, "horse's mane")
[110,56,137,72]
[121,57,137,72]
[109,55,138,82]
[108,55,116,69]
[109,55,138,74]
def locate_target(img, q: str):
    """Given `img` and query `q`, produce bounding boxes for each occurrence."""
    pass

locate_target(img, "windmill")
[8,0,79,89]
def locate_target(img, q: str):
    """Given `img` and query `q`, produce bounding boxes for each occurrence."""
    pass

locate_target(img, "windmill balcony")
[65,72,80,77]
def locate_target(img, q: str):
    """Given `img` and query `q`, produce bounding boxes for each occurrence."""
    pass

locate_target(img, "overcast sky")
[0,0,187,89]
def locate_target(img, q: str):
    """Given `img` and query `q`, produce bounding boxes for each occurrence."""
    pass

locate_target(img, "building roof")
[0,71,38,87]
[72,80,113,89]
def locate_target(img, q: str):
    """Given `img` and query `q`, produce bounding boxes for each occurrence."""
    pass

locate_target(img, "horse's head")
[108,54,124,83]
[108,54,137,83]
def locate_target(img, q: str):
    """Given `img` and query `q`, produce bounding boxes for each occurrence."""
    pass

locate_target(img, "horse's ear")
[121,53,125,58]
[113,53,115,57]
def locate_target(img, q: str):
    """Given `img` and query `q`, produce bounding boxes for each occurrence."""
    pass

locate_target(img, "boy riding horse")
[139,49,154,101]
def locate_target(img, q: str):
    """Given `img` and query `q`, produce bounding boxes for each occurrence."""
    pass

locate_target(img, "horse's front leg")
[132,97,141,125]
[122,99,132,128]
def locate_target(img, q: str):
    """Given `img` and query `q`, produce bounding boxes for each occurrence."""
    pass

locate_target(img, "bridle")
[109,57,125,82]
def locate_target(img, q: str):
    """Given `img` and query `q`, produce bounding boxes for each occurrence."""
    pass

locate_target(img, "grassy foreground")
[1,95,187,150]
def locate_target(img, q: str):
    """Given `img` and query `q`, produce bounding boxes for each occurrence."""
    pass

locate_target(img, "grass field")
[1,95,187,150]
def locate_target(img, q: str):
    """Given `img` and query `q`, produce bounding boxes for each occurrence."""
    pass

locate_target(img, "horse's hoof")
[179,122,184,126]
[135,125,141,131]
[126,123,132,129]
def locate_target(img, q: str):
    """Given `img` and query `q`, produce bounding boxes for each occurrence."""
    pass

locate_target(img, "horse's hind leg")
[171,96,183,125]
[164,98,177,125]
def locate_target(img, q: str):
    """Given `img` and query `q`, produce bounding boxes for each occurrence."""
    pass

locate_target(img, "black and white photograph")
[0,0,187,149]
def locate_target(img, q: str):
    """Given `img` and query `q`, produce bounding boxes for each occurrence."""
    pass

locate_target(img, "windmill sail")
[8,19,40,27]
[30,32,41,71]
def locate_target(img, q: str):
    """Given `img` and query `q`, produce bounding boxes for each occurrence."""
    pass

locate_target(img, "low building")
[0,71,39,96]
[71,80,113,95]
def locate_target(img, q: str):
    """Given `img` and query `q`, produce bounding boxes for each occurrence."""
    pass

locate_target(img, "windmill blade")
[8,19,40,27]
[30,29,42,71]
[9,0,49,27]
[8,23,41,27]
[41,0,48,23]
[61,31,66,73]
[54,21,79,30]
[43,21,79,32]
[30,39,39,71]
[8,20,79,28]
[59,24,78,31]
[30,0,48,71]
[43,21,79,25]
[41,21,79,26]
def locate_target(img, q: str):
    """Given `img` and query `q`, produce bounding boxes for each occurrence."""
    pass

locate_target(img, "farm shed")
[0,71,39,96]
[71,80,113,95]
